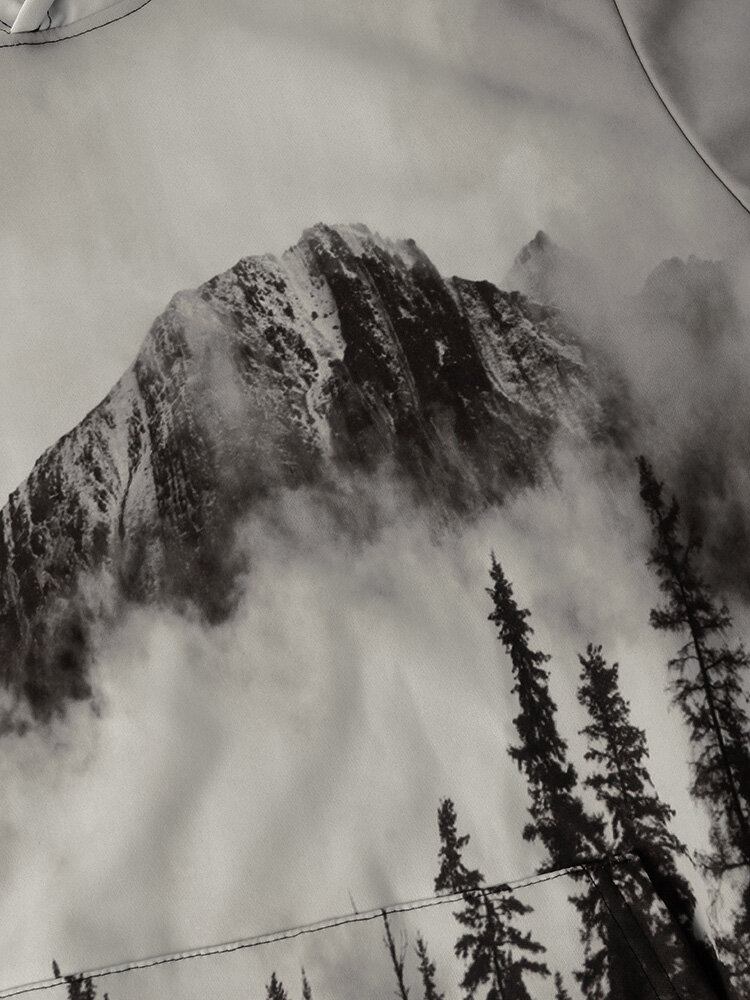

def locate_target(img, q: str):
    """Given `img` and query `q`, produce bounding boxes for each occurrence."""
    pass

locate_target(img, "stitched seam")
[0,853,633,998]
[0,0,154,47]
[611,0,750,216]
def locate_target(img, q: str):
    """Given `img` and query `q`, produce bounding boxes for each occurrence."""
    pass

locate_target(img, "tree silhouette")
[487,555,671,1000]
[486,556,612,996]
[416,935,445,1000]
[52,962,107,1000]
[435,798,547,1000]
[487,556,605,864]
[301,968,313,1000]
[382,909,411,1000]
[66,975,96,1000]
[553,971,572,1000]
[578,642,692,878]
[578,642,699,987]
[266,972,289,1000]
[638,456,750,975]
[638,457,750,864]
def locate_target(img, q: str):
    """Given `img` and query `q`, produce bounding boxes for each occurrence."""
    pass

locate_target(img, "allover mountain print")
[1,222,750,1000]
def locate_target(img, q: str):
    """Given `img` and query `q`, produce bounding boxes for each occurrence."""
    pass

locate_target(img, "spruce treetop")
[435,798,483,895]
[415,935,445,1000]
[435,798,548,1000]
[487,555,604,864]
[266,972,289,1000]
[578,643,679,846]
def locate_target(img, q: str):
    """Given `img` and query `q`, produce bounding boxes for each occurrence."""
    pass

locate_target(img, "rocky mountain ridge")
[0,223,614,721]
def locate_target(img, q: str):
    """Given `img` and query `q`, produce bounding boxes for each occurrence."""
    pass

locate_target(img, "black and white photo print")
[1,2,750,999]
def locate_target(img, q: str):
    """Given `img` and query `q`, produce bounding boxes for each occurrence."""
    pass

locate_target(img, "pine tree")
[638,456,750,980]
[435,799,548,1000]
[52,962,97,1000]
[487,556,671,1000]
[577,643,692,893]
[578,643,699,984]
[553,971,572,1000]
[638,457,750,865]
[436,798,482,897]
[382,910,411,1000]
[416,935,445,1000]
[486,556,605,864]
[63,976,80,1000]
[51,963,109,1000]
[266,973,289,1000]
[60,974,96,1000]
[301,968,313,1000]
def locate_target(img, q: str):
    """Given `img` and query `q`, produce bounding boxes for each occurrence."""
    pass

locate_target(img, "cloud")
[0,453,708,998]
[0,2,747,994]
[519,234,750,599]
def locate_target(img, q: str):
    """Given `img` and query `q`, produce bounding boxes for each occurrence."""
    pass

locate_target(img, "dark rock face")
[0,224,607,720]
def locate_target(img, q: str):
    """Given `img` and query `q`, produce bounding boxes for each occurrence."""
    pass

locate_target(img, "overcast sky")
[0,0,749,501]
[1,2,749,994]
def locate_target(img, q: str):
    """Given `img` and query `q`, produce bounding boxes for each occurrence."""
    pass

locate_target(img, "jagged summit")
[0,224,607,723]
[516,230,554,262]
[639,254,741,346]
[505,230,592,307]
[295,222,427,268]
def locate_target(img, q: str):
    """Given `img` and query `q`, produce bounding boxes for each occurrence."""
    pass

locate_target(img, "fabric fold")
[11,0,53,33]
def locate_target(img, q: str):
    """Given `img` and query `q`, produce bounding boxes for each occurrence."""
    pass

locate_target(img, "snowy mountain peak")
[0,224,609,724]
[296,222,428,270]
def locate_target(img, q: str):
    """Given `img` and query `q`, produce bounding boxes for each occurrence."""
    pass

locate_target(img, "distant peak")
[641,253,727,296]
[513,230,558,267]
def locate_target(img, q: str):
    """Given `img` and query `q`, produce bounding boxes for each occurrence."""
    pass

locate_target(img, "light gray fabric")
[0,0,147,42]
[0,4,749,1000]
[618,0,750,210]
[10,0,54,33]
